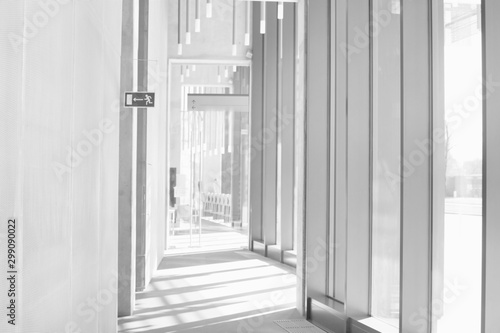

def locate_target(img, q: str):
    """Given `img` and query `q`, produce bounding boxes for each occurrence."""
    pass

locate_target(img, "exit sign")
[124,92,155,108]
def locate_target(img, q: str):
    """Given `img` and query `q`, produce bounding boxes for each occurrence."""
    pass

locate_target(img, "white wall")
[0,0,122,331]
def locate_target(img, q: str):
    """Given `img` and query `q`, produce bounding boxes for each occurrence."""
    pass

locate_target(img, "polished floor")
[166,218,248,254]
[118,249,302,332]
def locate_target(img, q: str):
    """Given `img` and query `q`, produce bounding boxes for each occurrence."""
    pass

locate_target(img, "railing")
[203,192,232,222]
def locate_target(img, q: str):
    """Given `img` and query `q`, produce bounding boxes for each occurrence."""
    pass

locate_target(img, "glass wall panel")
[371,0,401,328]
[433,1,482,332]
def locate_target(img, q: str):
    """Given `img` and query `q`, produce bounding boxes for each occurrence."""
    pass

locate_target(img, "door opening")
[166,61,251,254]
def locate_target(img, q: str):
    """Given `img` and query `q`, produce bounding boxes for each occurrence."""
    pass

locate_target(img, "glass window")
[371,0,401,328]
[433,1,482,332]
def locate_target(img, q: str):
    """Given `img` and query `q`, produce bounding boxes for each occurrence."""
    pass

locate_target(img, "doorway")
[166,60,251,254]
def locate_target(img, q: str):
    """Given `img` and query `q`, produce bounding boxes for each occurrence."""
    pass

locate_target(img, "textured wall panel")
[0,0,122,331]
[0,2,26,332]
[21,1,76,330]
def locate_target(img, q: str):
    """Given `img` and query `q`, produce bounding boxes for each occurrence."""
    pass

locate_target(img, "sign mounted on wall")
[124,92,155,108]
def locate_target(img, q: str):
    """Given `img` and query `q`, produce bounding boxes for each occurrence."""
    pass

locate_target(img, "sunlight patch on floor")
[118,250,301,333]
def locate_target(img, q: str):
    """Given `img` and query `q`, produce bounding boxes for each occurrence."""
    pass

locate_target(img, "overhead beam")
[187,94,249,112]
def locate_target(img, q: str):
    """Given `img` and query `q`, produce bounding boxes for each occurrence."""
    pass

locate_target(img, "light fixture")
[232,0,237,55]
[277,1,284,19]
[240,0,298,35]
[217,66,221,83]
[186,65,190,77]
[192,64,197,71]
[233,65,237,72]
[260,2,266,34]
[245,1,250,46]
[224,66,229,78]
[195,0,201,32]
[178,0,182,55]
[180,66,184,82]
[186,0,191,44]
[279,15,283,59]
[206,0,212,18]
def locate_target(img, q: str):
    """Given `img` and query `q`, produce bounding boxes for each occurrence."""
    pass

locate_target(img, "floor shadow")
[118,250,300,333]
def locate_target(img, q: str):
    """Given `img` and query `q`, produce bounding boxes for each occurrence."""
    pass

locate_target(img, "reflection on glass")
[434,1,482,332]
[371,0,401,328]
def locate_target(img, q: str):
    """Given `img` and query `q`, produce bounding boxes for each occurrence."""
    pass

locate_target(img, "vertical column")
[431,1,445,332]
[221,112,232,195]
[250,1,264,244]
[118,0,136,317]
[333,0,348,303]
[344,0,370,318]
[482,1,500,332]
[279,3,296,252]
[295,0,307,315]
[231,112,243,224]
[135,0,149,292]
[400,0,432,331]
[305,0,330,300]
[262,2,279,246]
[231,69,245,225]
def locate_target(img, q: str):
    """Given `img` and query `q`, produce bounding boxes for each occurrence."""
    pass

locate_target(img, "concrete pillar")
[304,0,330,302]
[483,2,500,331]
[250,1,265,243]
[400,1,433,331]
[262,2,278,246]
[277,3,295,251]
[118,0,136,317]
[294,0,307,315]
[231,112,243,224]
[135,0,149,292]
[221,115,232,195]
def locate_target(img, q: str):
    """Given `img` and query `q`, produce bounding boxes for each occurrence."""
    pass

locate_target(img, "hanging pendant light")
[279,15,283,59]
[178,0,183,54]
[260,2,266,34]
[195,0,201,32]
[186,0,191,44]
[232,0,237,55]
[206,0,213,18]
[277,1,284,20]
[245,1,250,45]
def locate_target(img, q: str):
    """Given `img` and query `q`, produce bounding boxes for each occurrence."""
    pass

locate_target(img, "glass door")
[166,62,251,254]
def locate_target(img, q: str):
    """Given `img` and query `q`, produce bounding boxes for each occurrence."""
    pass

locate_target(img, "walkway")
[118,250,302,332]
